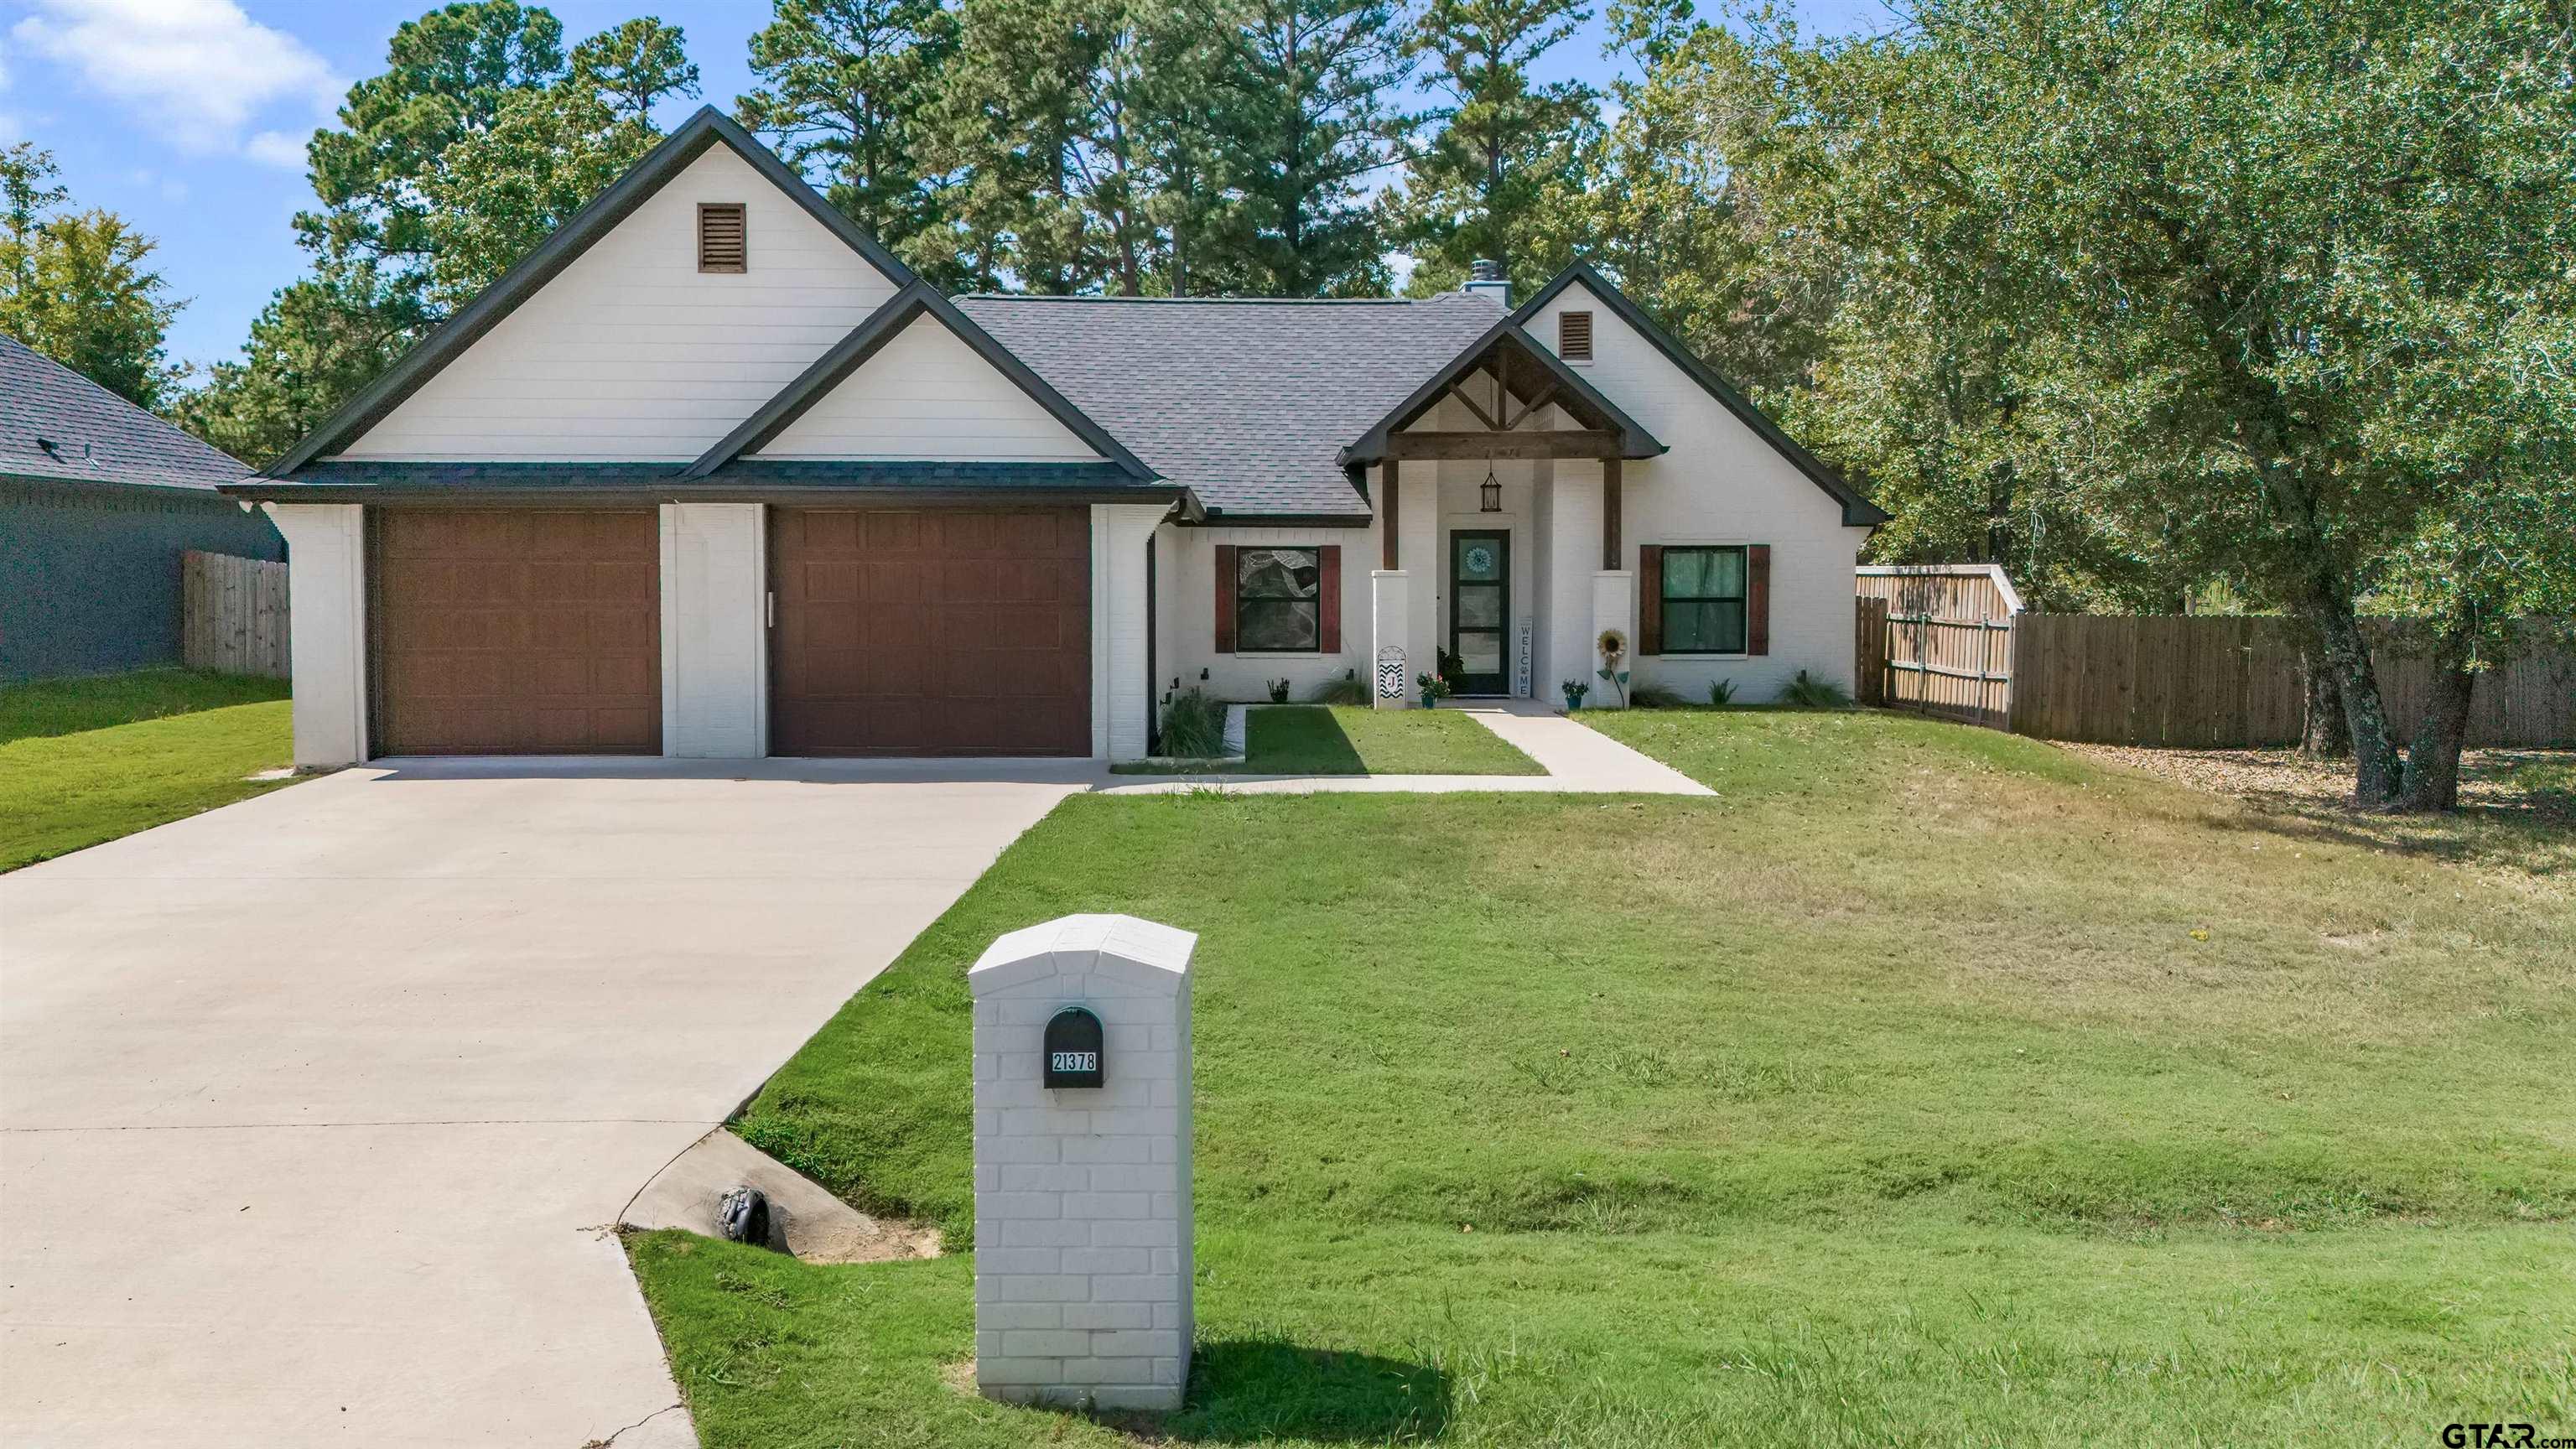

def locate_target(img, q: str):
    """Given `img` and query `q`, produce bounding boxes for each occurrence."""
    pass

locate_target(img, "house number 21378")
[1050,1052,1098,1073]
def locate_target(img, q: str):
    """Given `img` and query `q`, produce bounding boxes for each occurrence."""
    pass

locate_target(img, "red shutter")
[1214,543,1237,653]
[1638,545,1663,656]
[1747,544,1771,656]
[1317,545,1342,653]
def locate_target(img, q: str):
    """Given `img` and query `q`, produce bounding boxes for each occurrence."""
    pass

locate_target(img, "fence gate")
[1857,564,2019,729]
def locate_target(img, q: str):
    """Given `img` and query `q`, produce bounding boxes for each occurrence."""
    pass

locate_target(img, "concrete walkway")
[0,762,1082,1449]
[1102,700,1711,796]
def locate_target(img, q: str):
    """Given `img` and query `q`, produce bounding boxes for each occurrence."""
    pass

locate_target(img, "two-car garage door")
[367,506,1089,757]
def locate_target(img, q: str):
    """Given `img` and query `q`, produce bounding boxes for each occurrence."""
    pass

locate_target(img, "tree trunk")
[2300,593,2401,806]
[2394,625,2478,813]
[2298,647,2351,760]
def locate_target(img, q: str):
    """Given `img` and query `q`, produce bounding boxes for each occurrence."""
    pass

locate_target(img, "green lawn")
[630,711,2574,1447]
[0,667,296,872]
[1243,704,1541,775]
[1112,704,1545,776]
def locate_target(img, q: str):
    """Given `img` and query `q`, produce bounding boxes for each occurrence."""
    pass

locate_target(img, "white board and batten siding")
[335,144,901,462]
[756,314,1104,462]
[1524,279,1873,700]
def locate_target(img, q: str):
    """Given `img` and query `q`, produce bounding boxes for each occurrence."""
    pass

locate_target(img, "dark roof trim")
[220,486,1187,510]
[1184,510,1374,529]
[682,282,1155,480]
[264,107,917,476]
[1514,260,1890,527]
[1339,314,1665,468]
[1,468,261,501]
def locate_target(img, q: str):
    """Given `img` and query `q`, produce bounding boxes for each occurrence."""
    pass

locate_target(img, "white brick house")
[226,107,1886,766]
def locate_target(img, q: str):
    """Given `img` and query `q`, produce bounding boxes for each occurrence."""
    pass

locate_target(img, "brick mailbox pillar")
[969,914,1196,1411]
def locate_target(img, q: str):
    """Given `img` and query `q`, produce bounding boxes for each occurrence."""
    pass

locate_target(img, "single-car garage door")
[771,507,1089,756]
[371,509,661,755]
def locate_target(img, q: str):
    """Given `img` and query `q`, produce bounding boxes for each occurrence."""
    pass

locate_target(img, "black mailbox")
[1043,1006,1105,1088]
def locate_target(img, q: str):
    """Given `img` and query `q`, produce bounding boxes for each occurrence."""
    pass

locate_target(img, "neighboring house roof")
[0,335,248,491]
[953,291,1508,520]
[1514,261,1890,527]
[263,106,917,478]
[1339,314,1667,466]
[685,281,1159,484]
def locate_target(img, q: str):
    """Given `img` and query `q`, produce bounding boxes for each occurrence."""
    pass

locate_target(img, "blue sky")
[0,0,1895,372]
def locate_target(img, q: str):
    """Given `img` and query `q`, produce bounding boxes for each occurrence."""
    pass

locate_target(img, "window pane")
[1665,601,1745,653]
[1662,548,1708,597]
[1457,633,1502,673]
[1665,601,1709,652]
[1239,600,1318,652]
[1706,548,1745,596]
[1239,548,1317,600]
[1457,585,1503,628]
[1711,600,1747,652]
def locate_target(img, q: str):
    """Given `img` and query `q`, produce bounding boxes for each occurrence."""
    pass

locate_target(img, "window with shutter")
[699,203,747,273]
[1557,310,1594,362]
[1654,545,1750,654]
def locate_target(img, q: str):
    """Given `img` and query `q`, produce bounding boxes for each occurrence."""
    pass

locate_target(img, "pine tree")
[738,0,957,273]
[1197,0,1414,296]
[1388,0,1597,293]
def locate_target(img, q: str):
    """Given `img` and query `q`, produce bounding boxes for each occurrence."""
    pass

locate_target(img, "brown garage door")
[771,508,1089,756]
[371,509,661,755]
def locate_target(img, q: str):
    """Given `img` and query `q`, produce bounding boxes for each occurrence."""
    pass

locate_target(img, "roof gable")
[687,283,1152,480]
[1514,261,1890,527]
[271,107,914,475]
[1339,316,1666,465]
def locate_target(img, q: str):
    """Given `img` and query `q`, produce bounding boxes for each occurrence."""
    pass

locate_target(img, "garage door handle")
[766,590,776,628]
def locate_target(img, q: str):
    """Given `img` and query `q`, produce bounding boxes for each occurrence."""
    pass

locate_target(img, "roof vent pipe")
[1462,258,1510,307]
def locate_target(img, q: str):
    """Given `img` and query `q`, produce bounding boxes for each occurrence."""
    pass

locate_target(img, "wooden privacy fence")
[2006,615,2576,749]
[1857,564,2020,727]
[181,550,289,679]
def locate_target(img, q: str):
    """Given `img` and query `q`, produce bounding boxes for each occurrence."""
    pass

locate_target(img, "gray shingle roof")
[953,291,1507,518]
[1,335,249,491]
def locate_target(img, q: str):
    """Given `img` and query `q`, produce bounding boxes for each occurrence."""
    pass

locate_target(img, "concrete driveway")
[1,758,1092,1447]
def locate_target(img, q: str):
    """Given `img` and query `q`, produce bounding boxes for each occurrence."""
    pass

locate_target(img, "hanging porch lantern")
[1479,467,1503,512]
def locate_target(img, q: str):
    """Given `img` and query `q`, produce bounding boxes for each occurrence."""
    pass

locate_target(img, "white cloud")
[244,129,306,169]
[11,0,341,159]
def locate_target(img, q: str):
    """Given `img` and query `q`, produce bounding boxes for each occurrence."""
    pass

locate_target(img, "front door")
[1448,531,1509,696]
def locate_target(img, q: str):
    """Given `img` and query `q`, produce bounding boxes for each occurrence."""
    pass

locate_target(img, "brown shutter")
[1214,543,1237,653]
[1748,544,1771,656]
[699,203,747,273]
[1317,545,1342,653]
[1637,545,1663,656]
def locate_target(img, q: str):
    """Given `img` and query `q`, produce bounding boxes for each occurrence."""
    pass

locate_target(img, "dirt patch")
[2058,745,2573,821]
[2059,743,2576,893]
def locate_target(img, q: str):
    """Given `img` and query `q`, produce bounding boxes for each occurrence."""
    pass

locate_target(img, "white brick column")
[1369,569,1411,709]
[264,502,366,766]
[658,502,766,757]
[970,914,1196,1412]
[1592,569,1637,709]
[1093,505,1168,761]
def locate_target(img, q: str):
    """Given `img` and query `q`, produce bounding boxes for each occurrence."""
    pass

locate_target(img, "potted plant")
[1595,629,1630,707]
[1416,672,1453,709]
[1561,678,1591,711]
[1267,678,1291,704]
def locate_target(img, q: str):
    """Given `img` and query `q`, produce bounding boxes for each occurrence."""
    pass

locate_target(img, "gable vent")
[1558,310,1594,362]
[699,203,747,273]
